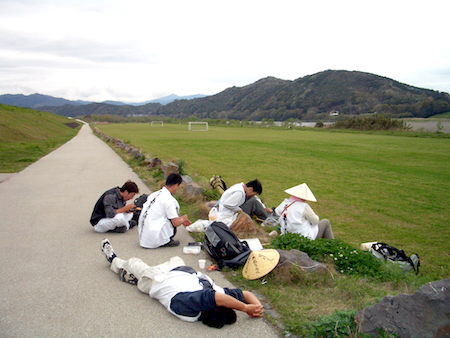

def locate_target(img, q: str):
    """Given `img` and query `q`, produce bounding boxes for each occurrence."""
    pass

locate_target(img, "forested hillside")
[41,70,450,120]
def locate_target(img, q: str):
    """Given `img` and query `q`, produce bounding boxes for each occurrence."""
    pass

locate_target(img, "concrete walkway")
[0,124,280,338]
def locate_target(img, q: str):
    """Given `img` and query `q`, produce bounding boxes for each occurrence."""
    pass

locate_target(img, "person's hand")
[244,304,264,317]
[181,215,191,226]
[125,203,136,213]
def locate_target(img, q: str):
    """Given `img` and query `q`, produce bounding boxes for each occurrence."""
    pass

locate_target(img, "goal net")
[151,121,164,127]
[188,122,209,131]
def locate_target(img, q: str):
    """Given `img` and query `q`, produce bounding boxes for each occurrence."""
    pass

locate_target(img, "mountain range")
[1,70,449,120]
[0,93,206,109]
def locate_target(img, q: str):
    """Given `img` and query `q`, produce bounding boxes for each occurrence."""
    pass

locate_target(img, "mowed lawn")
[96,123,450,279]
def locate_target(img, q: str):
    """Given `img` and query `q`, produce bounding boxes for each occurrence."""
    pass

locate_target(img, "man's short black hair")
[119,180,139,194]
[246,179,263,195]
[166,173,183,187]
[201,306,237,328]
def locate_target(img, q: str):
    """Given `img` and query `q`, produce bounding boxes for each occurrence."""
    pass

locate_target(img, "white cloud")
[0,0,449,102]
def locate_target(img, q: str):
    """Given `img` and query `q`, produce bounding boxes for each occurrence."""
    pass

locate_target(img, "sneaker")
[119,268,138,285]
[161,239,180,247]
[101,238,116,264]
[110,226,127,233]
[128,220,137,229]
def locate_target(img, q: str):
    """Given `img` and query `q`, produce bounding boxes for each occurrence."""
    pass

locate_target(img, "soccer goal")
[151,121,164,127]
[188,122,209,131]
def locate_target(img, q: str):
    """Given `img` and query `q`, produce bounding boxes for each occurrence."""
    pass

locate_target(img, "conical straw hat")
[284,183,317,202]
[242,249,280,280]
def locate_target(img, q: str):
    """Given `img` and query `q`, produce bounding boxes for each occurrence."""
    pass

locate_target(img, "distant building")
[330,111,340,116]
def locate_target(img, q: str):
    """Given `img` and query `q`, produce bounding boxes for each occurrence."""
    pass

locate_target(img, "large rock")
[276,249,328,273]
[230,212,256,238]
[149,157,162,168]
[164,162,179,178]
[355,279,450,338]
[141,157,153,166]
[181,175,203,198]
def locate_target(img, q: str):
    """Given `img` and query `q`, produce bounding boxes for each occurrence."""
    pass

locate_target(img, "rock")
[130,149,143,159]
[205,201,218,209]
[181,175,203,198]
[149,157,162,168]
[164,162,179,178]
[230,212,256,237]
[276,249,328,273]
[355,279,450,338]
[142,157,153,166]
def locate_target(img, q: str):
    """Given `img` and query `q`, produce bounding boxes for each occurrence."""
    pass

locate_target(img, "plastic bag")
[208,206,219,222]
[185,219,209,233]
[262,213,280,227]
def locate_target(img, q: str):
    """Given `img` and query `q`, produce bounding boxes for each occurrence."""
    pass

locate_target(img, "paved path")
[0,124,280,338]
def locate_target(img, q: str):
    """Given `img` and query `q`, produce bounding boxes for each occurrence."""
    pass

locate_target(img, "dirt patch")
[65,122,81,129]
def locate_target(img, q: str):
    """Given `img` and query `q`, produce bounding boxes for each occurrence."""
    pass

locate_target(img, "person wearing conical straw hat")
[274,183,334,240]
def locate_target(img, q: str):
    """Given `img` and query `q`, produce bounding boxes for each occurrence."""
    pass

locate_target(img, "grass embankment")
[0,104,81,172]
[95,122,449,336]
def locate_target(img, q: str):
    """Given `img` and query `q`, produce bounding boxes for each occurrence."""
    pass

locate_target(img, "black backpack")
[131,194,149,224]
[204,221,251,269]
[371,242,420,274]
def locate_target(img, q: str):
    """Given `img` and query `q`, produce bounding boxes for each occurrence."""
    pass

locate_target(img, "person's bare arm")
[170,214,191,227]
[116,203,135,214]
[215,291,264,317]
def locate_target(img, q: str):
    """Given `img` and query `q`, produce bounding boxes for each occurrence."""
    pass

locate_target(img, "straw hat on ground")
[284,183,317,202]
[242,249,280,280]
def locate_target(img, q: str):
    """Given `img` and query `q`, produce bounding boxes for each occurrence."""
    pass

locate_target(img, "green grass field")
[96,123,450,279]
[0,104,81,172]
[2,111,447,336]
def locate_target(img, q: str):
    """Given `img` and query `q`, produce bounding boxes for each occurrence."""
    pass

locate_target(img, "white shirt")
[138,187,180,248]
[150,270,225,322]
[275,198,319,240]
[217,183,246,227]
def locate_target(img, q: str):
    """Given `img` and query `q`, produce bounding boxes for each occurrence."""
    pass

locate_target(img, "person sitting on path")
[90,180,139,233]
[275,183,335,240]
[138,173,191,248]
[216,179,273,227]
[101,238,264,328]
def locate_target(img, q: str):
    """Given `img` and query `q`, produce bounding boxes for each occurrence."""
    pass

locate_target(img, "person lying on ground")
[275,183,334,240]
[101,238,264,328]
[90,180,139,233]
[217,179,273,227]
[138,173,191,248]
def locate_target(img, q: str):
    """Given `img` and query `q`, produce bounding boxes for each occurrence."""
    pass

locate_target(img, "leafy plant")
[271,233,409,280]
[299,309,358,338]
[176,158,187,175]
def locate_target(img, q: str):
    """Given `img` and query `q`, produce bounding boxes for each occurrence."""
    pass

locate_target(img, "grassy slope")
[96,123,450,279]
[0,104,81,172]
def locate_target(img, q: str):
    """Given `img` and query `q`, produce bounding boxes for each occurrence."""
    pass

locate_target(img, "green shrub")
[332,115,411,131]
[315,120,324,128]
[176,158,187,175]
[271,233,405,280]
[299,309,358,338]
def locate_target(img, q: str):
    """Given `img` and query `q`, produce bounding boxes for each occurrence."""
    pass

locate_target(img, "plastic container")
[183,245,201,255]
[198,259,206,269]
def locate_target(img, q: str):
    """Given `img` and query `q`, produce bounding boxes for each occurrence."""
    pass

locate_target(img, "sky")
[1,0,449,103]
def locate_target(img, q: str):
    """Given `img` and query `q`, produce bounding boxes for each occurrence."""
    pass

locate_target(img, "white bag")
[185,219,209,233]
